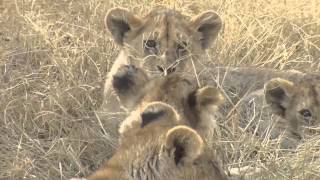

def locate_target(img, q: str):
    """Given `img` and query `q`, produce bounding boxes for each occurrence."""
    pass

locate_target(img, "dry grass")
[1,0,320,179]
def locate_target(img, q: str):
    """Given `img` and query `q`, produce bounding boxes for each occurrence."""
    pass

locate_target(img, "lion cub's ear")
[264,78,295,117]
[189,86,225,110]
[164,126,203,165]
[191,11,222,49]
[141,102,179,128]
[105,8,142,45]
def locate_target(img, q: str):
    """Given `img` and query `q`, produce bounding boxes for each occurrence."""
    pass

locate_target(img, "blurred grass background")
[0,0,320,179]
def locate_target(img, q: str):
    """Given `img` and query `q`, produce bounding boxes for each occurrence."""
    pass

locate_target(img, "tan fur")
[164,126,204,165]
[119,102,181,138]
[203,66,304,82]
[201,66,319,148]
[70,65,227,180]
[265,75,320,138]
[198,66,304,102]
[112,65,225,141]
[238,74,320,148]
[73,101,226,180]
[102,7,222,112]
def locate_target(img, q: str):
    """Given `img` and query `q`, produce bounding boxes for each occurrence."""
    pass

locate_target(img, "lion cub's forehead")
[160,75,194,91]
[141,9,195,42]
[295,78,320,108]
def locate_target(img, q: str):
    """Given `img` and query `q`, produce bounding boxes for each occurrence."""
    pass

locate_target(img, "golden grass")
[0,0,320,179]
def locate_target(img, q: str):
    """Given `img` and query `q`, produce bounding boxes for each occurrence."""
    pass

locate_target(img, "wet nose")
[157,50,177,74]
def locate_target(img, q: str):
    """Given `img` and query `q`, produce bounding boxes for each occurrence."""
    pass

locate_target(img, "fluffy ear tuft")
[141,102,179,128]
[191,11,222,49]
[190,86,224,109]
[165,126,203,165]
[264,78,294,117]
[105,8,142,45]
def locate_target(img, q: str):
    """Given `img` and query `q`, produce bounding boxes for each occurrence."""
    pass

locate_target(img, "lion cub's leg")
[112,65,149,110]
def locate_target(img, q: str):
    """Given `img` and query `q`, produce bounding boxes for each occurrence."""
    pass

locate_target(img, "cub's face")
[86,102,227,180]
[106,8,222,75]
[264,76,320,138]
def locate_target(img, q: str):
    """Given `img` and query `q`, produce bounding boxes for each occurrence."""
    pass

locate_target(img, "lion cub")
[85,103,227,180]
[113,65,225,142]
[71,65,227,180]
[199,66,304,102]
[102,7,222,111]
[239,74,320,148]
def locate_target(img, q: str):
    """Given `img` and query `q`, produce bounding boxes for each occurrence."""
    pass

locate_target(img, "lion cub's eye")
[176,41,188,56]
[299,109,312,118]
[144,40,158,54]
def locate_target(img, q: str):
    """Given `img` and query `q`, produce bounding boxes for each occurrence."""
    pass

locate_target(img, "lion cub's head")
[85,102,227,180]
[112,65,225,139]
[106,7,222,75]
[70,65,227,180]
[264,74,320,139]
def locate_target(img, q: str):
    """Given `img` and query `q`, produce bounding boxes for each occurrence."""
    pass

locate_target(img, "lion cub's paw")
[112,65,139,92]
